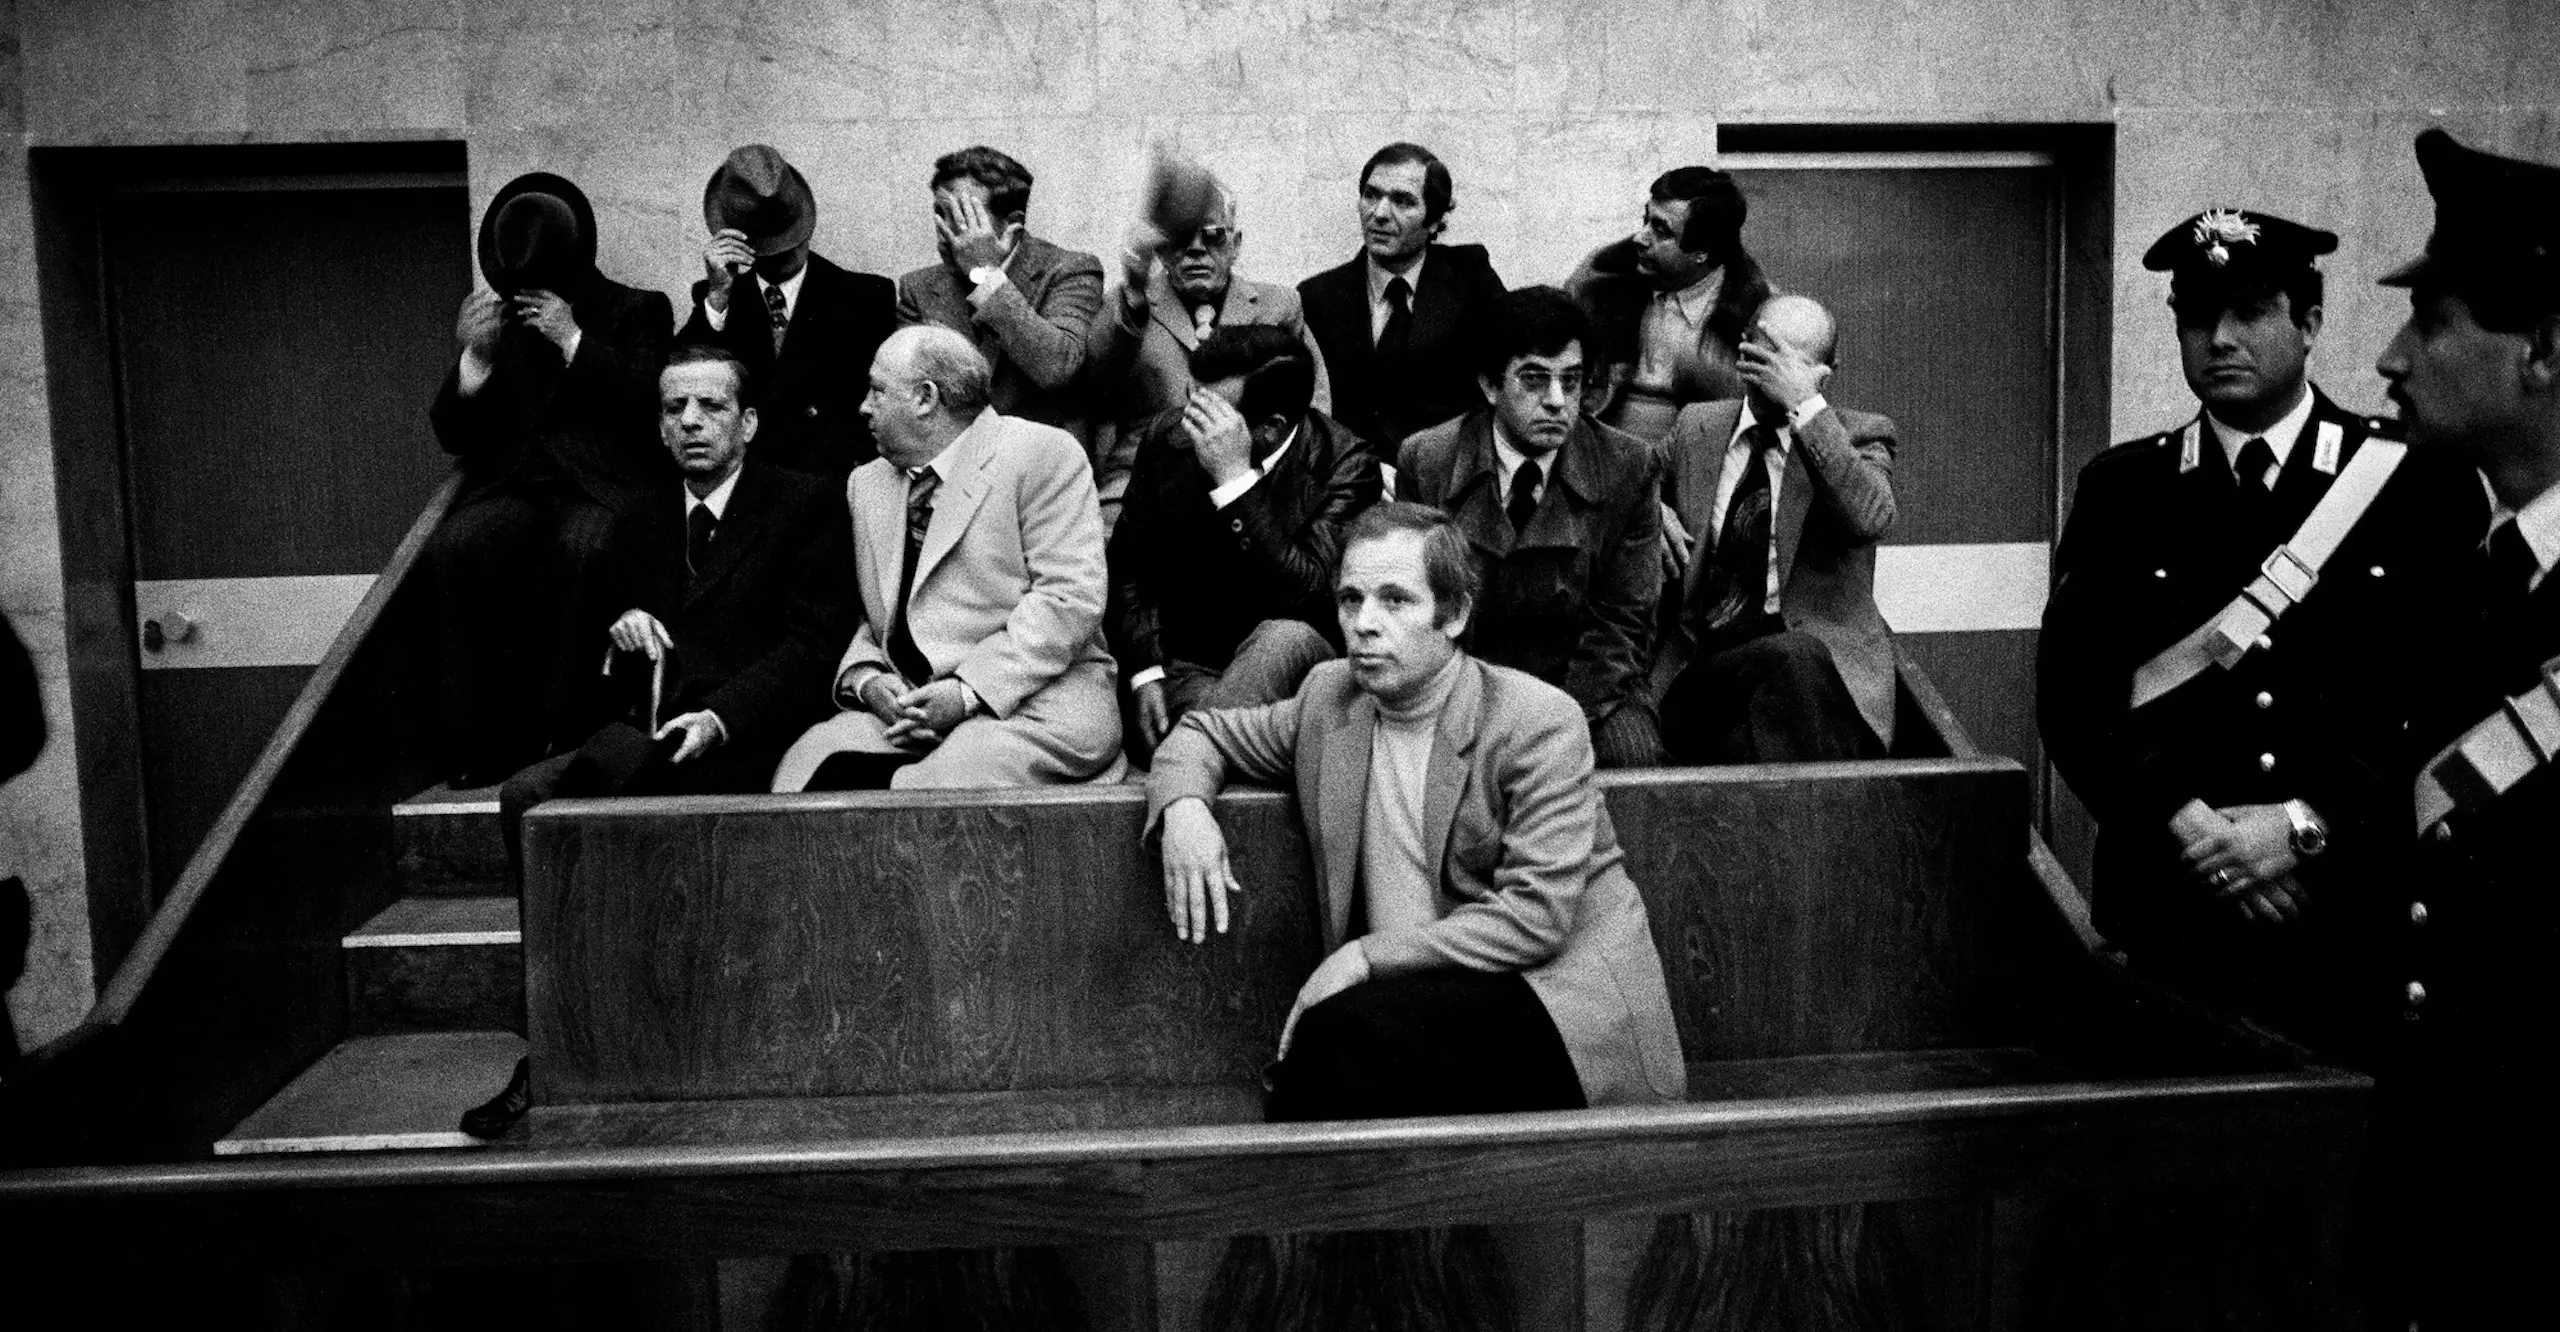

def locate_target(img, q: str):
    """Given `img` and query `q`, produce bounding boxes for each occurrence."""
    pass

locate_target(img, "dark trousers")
[1132,619,1336,766]
[1266,968,1587,1122]
[1661,628,1881,764]
[428,483,623,782]
[497,723,778,894]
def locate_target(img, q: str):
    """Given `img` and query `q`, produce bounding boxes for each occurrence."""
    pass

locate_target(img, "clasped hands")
[2170,799,2305,924]
[854,671,971,749]
[1160,796,1369,1059]
[606,610,722,762]
[457,286,580,360]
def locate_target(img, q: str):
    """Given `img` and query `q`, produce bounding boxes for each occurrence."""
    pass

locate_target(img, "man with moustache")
[1299,143,1508,448]
[1397,288,1665,767]
[896,146,1105,450]
[1090,181,1332,527]
[2365,128,2560,1327]
[1568,166,1775,443]
[427,171,673,786]
[678,144,898,480]
[2039,208,2484,1058]
[1652,293,1900,763]
[465,342,857,1137]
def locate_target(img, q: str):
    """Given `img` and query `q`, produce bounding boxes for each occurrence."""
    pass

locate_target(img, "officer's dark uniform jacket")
[2039,388,2486,1051]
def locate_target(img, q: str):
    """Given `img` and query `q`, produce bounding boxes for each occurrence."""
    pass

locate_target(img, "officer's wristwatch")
[2282,799,2330,857]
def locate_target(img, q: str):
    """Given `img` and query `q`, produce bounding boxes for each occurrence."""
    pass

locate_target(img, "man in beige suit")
[1088,183,1332,525]
[772,327,1122,790]
[897,146,1105,449]
[1651,293,1899,761]
[1148,502,1685,1117]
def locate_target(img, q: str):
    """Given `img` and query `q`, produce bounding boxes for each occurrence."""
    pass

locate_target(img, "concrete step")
[344,895,523,1035]
[214,1031,526,1155]
[393,783,508,897]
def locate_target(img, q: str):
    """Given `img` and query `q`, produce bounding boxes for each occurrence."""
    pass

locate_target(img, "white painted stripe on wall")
[133,574,376,670]
[1876,542,2050,634]
[1722,151,2056,171]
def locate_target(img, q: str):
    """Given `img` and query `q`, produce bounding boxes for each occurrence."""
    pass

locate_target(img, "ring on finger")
[2212,867,2240,889]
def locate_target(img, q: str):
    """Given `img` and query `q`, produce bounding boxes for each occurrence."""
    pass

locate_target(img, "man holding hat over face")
[678,144,898,482]
[2039,208,2485,1058]
[427,171,675,787]
[2366,128,2560,1327]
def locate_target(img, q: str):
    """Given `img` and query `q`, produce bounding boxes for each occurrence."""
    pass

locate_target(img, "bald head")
[1754,294,1838,368]
[863,325,993,468]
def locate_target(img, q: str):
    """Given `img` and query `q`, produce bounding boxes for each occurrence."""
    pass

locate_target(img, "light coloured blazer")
[1652,397,1900,748]
[1147,655,1688,1107]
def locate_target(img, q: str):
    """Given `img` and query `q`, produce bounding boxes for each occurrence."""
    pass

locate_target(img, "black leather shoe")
[459,1057,531,1140]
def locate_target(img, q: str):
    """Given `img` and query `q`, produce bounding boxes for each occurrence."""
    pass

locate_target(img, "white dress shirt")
[685,464,742,522]
[2204,384,2316,488]
[1489,420,1553,516]
[1366,250,1427,343]
[702,262,810,333]
[1706,397,1829,616]
[2492,480,2560,594]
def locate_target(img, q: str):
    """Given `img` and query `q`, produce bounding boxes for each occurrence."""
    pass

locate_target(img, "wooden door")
[1725,151,2069,812]
[99,174,469,896]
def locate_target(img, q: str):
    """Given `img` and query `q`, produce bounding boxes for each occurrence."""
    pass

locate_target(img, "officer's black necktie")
[1699,425,1779,634]
[2485,518,2541,624]
[2233,436,2277,494]
[686,503,717,579]
[1508,458,1542,535]
[887,468,939,685]
[1377,276,1414,362]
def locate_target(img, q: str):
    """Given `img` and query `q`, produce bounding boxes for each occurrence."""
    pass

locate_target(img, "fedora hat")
[703,145,817,256]
[477,171,599,297]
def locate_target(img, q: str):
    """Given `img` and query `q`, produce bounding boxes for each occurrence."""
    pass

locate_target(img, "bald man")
[1651,294,1901,762]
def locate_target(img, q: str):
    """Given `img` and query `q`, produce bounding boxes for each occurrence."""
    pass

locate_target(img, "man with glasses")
[1396,287,1665,767]
[1089,180,1332,528]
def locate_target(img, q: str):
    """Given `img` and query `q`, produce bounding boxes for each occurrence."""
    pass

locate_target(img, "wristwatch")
[968,264,1003,289]
[2282,799,2330,857]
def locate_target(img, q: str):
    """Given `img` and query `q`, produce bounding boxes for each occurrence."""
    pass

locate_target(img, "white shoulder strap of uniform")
[2414,655,2560,834]
[2129,428,2404,709]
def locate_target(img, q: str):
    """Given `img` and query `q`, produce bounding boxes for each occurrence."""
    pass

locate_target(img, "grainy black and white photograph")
[0,1,2553,1327]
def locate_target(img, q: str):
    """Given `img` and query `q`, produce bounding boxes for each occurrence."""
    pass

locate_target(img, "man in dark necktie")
[678,145,897,482]
[1653,294,1899,766]
[2038,206,2485,1062]
[467,343,858,1137]
[772,326,1123,791]
[2363,128,2560,1328]
[1395,288,1664,767]
[1297,143,1508,450]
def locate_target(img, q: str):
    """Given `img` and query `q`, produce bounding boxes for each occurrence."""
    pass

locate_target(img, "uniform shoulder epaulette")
[2088,429,2180,468]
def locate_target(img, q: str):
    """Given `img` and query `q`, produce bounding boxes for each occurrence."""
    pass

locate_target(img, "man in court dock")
[1568,166,1774,443]
[1147,501,1685,1121]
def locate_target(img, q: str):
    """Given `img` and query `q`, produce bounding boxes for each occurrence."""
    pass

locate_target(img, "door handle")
[141,611,198,653]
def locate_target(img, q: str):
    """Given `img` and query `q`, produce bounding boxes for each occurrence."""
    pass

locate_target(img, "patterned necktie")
[888,468,940,685]
[686,503,717,579]
[1508,458,1543,535]
[1192,304,1217,342]
[1700,425,1778,634]
[1377,276,1414,361]
[763,280,790,354]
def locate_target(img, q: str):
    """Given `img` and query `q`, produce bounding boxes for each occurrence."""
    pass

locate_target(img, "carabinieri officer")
[2368,126,2560,1329]
[2039,207,2485,1058]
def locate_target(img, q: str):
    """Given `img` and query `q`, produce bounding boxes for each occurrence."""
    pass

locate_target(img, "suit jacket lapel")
[1447,414,1514,557]
[768,258,831,387]
[856,464,906,627]
[1410,245,1464,353]
[684,467,766,605]
[1772,438,1814,589]
[910,414,999,590]
[1148,267,1200,353]
[1420,659,1485,889]
[1678,401,1743,601]
[1317,694,1375,948]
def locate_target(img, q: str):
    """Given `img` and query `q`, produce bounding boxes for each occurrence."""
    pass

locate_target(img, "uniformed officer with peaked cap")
[2365,126,2560,1328]
[2039,206,2486,1057]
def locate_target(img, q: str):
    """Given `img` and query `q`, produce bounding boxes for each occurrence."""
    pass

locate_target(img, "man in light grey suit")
[1652,293,1899,762]
[1088,184,1332,525]
[1149,502,1685,1118]
[772,327,1122,791]
[896,146,1105,450]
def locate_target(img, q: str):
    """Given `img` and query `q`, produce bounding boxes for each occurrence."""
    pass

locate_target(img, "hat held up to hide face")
[477,171,599,298]
[703,144,817,256]
[2380,127,2560,308]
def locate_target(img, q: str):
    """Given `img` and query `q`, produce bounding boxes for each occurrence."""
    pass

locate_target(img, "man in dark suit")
[1653,294,1900,763]
[426,171,673,786]
[466,343,858,1137]
[677,145,897,481]
[1108,325,1381,763]
[896,146,1104,450]
[1397,288,1663,767]
[2365,129,2560,1327]
[2040,207,2484,1062]
[1567,166,1774,443]
[1298,142,1508,448]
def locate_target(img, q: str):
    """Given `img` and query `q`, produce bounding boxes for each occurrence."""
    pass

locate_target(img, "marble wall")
[2,0,2555,1047]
